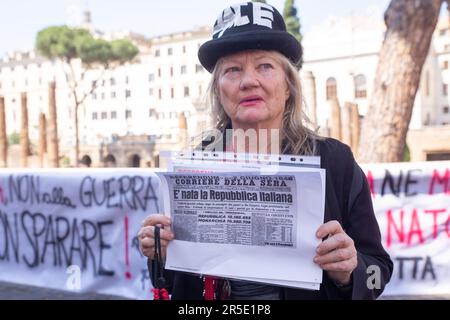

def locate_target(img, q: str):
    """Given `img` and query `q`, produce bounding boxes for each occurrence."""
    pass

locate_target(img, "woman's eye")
[259,63,273,70]
[224,66,241,74]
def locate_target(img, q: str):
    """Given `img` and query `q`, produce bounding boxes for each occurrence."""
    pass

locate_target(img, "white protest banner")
[0,169,160,299]
[361,161,450,296]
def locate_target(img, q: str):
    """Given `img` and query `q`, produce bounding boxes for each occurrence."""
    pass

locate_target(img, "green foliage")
[8,132,20,145]
[36,26,88,61]
[61,155,71,167]
[403,144,411,162]
[111,39,139,63]
[252,0,267,3]
[283,0,303,68]
[35,25,138,66]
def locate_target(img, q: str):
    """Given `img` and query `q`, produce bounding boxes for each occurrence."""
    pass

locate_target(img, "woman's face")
[217,50,290,130]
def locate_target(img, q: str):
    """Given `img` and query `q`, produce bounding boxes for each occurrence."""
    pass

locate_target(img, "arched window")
[326,77,337,100]
[104,154,116,168]
[129,154,141,168]
[80,155,92,168]
[354,74,367,98]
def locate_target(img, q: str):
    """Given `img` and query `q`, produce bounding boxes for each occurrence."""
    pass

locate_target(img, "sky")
[0,0,393,57]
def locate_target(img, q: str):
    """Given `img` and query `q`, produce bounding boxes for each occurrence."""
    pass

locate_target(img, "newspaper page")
[157,158,325,289]
[166,173,297,248]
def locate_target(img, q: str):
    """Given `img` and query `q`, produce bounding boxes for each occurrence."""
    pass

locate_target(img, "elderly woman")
[139,2,392,300]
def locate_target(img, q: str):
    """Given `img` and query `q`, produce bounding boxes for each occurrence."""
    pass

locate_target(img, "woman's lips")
[239,95,264,107]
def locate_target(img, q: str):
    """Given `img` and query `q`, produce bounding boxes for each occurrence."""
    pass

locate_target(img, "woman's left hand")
[314,220,357,286]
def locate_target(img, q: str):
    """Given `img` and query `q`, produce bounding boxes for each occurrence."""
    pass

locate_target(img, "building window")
[181,65,187,75]
[443,61,449,70]
[444,106,450,114]
[168,48,173,55]
[158,68,161,77]
[326,77,337,100]
[111,91,116,98]
[125,89,131,98]
[443,84,448,96]
[354,74,367,98]
[184,86,190,97]
[111,111,117,119]
[125,110,132,119]
[158,89,162,100]
[440,29,446,36]
[196,64,204,73]
[101,112,107,120]
[155,49,160,57]
[92,112,97,120]
[92,93,97,100]
[39,77,42,85]
[125,76,129,84]
[149,88,154,96]
[92,80,97,88]
[182,45,186,54]
[110,78,116,86]
[424,71,430,97]
[171,87,174,99]
[148,73,155,82]
[170,66,174,77]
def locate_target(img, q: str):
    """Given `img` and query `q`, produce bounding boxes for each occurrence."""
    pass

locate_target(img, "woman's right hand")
[138,214,174,260]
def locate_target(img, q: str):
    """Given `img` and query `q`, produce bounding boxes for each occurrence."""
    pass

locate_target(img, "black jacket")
[149,138,393,299]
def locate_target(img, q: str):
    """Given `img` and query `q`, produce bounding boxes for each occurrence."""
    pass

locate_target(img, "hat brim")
[198,30,302,73]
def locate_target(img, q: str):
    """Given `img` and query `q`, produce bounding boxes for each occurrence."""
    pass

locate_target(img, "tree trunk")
[329,97,342,140]
[358,0,443,163]
[48,82,59,168]
[0,96,7,167]
[20,92,29,167]
[38,112,47,167]
[75,104,80,167]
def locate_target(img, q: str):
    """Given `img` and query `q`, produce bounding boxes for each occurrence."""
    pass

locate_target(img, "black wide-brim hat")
[198,2,302,73]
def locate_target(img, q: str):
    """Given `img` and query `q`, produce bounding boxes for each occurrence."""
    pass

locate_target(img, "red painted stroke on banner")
[124,215,132,279]
[366,170,375,198]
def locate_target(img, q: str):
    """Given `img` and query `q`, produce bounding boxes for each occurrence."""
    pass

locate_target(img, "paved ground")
[0,281,129,300]
[0,281,449,300]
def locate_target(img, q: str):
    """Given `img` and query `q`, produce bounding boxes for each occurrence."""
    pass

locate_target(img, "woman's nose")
[239,68,260,90]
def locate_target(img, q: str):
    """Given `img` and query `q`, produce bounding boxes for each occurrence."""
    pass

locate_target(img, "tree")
[252,0,267,3]
[35,26,138,166]
[283,0,303,68]
[358,0,443,163]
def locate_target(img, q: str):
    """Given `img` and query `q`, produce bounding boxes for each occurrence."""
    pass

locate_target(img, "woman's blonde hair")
[206,50,323,156]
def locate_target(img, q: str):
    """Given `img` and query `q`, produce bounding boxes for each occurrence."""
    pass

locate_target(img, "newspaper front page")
[166,173,297,248]
[157,154,325,289]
